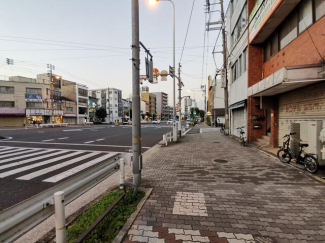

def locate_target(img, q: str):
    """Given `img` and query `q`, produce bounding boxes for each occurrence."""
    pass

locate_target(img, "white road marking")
[84,141,95,144]
[0,151,84,178]
[17,152,100,180]
[0,149,38,159]
[0,150,68,171]
[0,141,151,149]
[0,147,22,155]
[43,153,115,183]
[96,139,105,141]
[63,129,83,132]
[58,137,69,140]
[42,139,55,142]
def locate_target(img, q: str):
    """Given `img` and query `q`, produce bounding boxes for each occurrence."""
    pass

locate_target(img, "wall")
[263,16,325,78]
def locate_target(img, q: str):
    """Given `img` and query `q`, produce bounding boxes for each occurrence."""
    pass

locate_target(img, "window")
[299,0,313,34]
[243,48,247,72]
[53,91,61,101]
[0,86,14,94]
[66,107,73,112]
[232,61,237,82]
[78,107,87,115]
[115,111,117,113]
[231,4,247,46]
[26,88,41,94]
[109,91,112,94]
[0,101,14,107]
[26,102,42,108]
[270,33,279,56]
[78,97,88,106]
[280,12,298,49]
[315,0,325,20]
[238,55,242,76]
[78,88,88,97]
[115,91,117,94]
[115,104,117,107]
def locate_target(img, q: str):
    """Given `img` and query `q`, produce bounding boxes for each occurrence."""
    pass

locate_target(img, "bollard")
[54,191,66,243]
[163,134,167,146]
[200,128,202,133]
[119,158,125,189]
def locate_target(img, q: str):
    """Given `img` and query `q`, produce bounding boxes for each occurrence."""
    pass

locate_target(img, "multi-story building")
[152,92,168,119]
[0,76,63,126]
[90,88,122,123]
[225,0,248,136]
[246,0,325,154]
[140,100,149,118]
[122,98,132,119]
[88,95,98,122]
[141,92,156,116]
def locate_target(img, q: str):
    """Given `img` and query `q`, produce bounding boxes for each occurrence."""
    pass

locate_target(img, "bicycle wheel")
[277,149,292,163]
[242,139,246,147]
[220,128,224,134]
[304,155,319,173]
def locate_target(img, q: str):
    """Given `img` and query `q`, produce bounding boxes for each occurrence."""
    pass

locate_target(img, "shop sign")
[25,94,42,102]
[249,0,282,43]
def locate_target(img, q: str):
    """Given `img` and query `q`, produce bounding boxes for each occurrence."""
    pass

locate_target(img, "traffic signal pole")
[131,0,141,187]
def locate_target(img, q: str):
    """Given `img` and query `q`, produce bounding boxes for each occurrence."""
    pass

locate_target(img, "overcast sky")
[0,0,228,109]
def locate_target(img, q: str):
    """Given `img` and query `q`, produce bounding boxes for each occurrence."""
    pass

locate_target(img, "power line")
[180,0,196,63]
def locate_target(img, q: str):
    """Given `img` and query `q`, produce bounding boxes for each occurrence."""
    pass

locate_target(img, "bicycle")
[236,126,246,146]
[277,132,319,173]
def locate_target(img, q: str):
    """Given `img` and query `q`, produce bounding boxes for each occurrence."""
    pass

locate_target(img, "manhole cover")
[213,142,220,144]
[254,236,274,243]
[213,159,228,163]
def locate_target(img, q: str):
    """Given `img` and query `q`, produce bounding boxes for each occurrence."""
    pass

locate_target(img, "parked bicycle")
[277,132,319,173]
[236,126,246,146]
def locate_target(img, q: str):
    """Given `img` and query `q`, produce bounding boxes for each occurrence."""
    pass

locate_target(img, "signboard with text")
[25,94,42,102]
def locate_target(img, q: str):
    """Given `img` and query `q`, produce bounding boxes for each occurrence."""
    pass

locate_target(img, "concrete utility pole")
[178,63,182,137]
[131,0,141,187]
[47,64,54,123]
[220,0,229,130]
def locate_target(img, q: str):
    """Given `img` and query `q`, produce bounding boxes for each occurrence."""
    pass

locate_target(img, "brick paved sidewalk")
[124,130,325,243]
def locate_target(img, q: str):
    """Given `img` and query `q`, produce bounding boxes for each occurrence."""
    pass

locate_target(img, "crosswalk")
[0,146,118,183]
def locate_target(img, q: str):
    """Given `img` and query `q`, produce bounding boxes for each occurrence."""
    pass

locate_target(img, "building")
[167,106,173,119]
[90,88,122,123]
[246,0,325,147]
[0,76,64,126]
[88,95,99,122]
[141,92,156,116]
[209,78,225,126]
[140,100,149,118]
[225,0,248,136]
[122,98,132,119]
[152,92,168,119]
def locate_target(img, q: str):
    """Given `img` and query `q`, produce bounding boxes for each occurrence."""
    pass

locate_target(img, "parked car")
[167,119,173,124]
[128,120,132,125]
[152,119,161,124]
[141,120,147,124]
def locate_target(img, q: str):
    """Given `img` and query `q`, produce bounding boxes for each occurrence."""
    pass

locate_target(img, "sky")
[0,0,228,110]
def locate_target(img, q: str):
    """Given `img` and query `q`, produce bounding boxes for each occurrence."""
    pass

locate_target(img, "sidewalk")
[124,129,325,243]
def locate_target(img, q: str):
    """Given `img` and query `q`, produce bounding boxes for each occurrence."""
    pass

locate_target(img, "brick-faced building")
[245,0,325,147]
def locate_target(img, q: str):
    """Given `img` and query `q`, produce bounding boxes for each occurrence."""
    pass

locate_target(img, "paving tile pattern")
[125,130,325,243]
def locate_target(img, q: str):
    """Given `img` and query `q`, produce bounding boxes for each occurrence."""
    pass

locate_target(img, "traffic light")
[169,65,175,77]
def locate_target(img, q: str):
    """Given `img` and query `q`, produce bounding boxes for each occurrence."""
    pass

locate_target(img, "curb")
[113,188,153,243]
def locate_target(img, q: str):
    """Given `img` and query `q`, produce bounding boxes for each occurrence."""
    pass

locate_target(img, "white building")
[226,0,248,137]
[76,83,89,124]
[90,88,122,123]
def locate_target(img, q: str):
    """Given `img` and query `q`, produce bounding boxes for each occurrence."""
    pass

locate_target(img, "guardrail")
[0,153,131,242]
[39,123,68,128]
[162,131,173,146]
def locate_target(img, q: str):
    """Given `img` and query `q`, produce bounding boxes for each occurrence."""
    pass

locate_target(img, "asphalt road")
[0,123,176,211]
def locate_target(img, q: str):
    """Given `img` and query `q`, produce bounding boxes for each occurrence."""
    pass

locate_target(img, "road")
[0,123,176,211]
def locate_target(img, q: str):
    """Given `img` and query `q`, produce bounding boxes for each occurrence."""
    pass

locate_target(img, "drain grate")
[213,159,228,163]
[254,236,274,243]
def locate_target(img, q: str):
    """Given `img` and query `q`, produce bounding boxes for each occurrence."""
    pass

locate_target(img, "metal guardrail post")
[119,158,125,189]
[54,191,66,243]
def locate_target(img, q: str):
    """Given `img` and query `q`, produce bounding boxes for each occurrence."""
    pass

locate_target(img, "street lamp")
[148,0,177,141]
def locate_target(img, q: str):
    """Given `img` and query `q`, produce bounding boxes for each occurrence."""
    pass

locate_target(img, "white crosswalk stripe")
[43,153,116,183]
[0,146,118,183]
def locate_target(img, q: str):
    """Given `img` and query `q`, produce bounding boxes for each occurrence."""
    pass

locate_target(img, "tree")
[95,107,107,122]
[190,107,200,118]
[199,109,205,119]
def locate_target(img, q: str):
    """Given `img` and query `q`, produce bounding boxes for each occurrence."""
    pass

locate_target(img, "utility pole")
[178,63,182,137]
[131,0,141,187]
[220,0,229,130]
[47,64,55,123]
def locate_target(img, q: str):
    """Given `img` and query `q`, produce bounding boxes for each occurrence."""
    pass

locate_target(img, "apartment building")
[152,92,168,119]
[246,0,325,150]
[90,88,122,123]
[141,92,156,115]
[0,76,63,126]
[226,0,248,136]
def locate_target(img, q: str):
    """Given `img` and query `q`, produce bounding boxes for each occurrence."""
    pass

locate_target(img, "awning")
[229,101,246,110]
[248,65,325,97]
[0,108,25,117]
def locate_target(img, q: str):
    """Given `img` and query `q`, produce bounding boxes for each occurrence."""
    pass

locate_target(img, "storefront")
[26,109,63,124]
[0,108,26,127]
